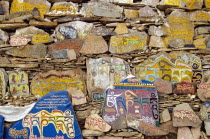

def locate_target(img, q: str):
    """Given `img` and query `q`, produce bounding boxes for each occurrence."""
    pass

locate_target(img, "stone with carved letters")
[173,83,196,95]
[126,115,168,136]
[173,103,202,127]
[177,127,193,139]
[111,115,127,130]
[85,114,111,132]
[80,35,108,54]
[154,78,172,95]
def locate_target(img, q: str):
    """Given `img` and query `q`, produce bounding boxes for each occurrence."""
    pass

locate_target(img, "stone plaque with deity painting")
[102,76,159,126]
[9,71,29,97]
[31,69,85,97]
[134,51,202,83]
[0,69,8,101]
[87,57,130,101]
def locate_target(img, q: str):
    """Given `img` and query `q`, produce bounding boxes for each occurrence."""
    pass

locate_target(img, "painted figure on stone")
[134,51,202,83]
[102,75,159,126]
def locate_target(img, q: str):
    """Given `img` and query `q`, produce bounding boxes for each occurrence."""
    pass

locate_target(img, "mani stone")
[183,0,203,9]
[109,32,148,54]
[193,38,207,49]
[48,2,78,15]
[48,39,84,59]
[138,6,157,17]
[114,23,129,35]
[85,114,111,132]
[10,0,51,18]
[86,57,130,99]
[67,87,86,105]
[9,35,30,46]
[205,120,210,136]
[80,2,123,18]
[189,11,210,22]
[14,26,51,44]
[148,26,167,37]
[31,69,85,97]
[80,35,108,54]
[177,127,193,139]
[154,78,172,95]
[124,9,139,19]
[111,115,127,130]
[149,36,167,48]
[90,27,114,36]
[55,21,93,40]
[205,0,210,8]
[0,29,8,43]
[141,0,159,6]
[126,115,168,136]
[164,10,194,46]
[160,109,171,123]
[82,130,104,137]
[173,103,202,127]
[6,44,47,59]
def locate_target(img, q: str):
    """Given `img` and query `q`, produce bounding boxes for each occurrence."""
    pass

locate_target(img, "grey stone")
[139,6,157,17]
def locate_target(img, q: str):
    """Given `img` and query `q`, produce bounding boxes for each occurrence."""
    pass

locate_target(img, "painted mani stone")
[10,0,51,18]
[49,2,78,15]
[0,69,8,101]
[163,0,203,9]
[134,51,202,83]
[4,91,82,139]
[87,57,130,101]
[109,32,148,54]
[9,71,29,97]
[173,82,196,95]
[31,69,85,97]
[102,76,159,126]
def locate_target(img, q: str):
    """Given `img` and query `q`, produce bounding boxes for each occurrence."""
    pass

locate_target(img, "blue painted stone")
[4,91,82,139]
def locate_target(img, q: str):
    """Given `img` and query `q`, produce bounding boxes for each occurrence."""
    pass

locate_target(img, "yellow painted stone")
[164,0,182,7]
[135,51,202,83]
[31,70,85,97]
[50,2,78,15]
[32,34,50,44]
[205,0,210,8]
[124,9,139,19]
[10,0,49,18]
[114,23,129,35]
[182,0,203,9]
[193,38,207,49]
[190,11,210,22]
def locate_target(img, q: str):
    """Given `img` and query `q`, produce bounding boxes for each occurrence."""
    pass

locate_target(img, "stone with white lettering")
[173,103,202,127]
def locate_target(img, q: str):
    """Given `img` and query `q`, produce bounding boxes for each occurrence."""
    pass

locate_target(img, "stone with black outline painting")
[85,114,111,132]
[4,91,82,139]
[173,103,202,127]
[102,75,159,127]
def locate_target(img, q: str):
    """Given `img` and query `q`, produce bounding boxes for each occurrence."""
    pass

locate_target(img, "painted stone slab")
[0,69,8,101]
[164,10,194,46]
[134,51,202,83]
[87,57,130,100]
[205,0,210,8]
[189,11,210,22]
[173,83,195,95]
[163,0,203,9]
[9,71,29,97]
[32,34,51,44]
[31,69,85,97]
[109,32,148,54]
[79,2,123,18]
[48,39,84,59]
[55,21,93,40]
[9,35,30,46]
[85,114,111,132]
[102,76,159,127]
[198,82,210,90]
[4,91,82,139]
[6,44,47,59]
[0,115,3,139]
[10,0,51,18]
[48,2,78,15]
[173,103,202,127]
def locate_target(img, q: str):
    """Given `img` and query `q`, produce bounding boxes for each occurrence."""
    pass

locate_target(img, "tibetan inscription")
[173,83,195,94]
[134,51,202,83]
[164,10,194,46]
[102,76,159,126]
[87,57,130,100]
[31,69,85,97]
[109,32,148,54]
[9,71,29,97]
[32,34,50,44]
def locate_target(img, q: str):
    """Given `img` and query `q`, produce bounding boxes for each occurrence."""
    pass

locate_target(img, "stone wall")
[0,0,210,138]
